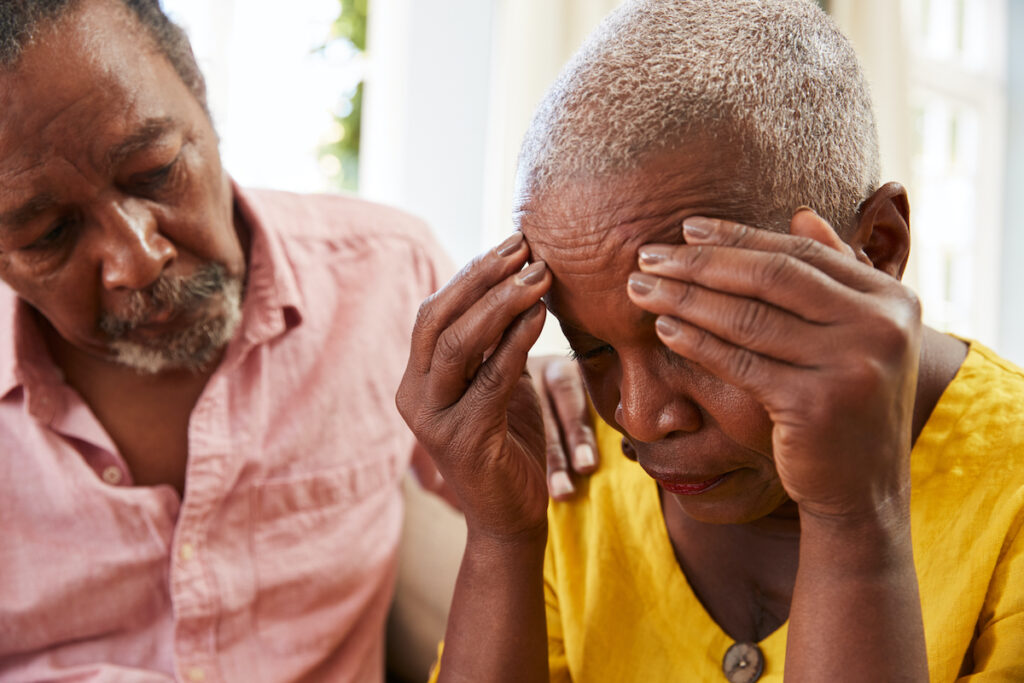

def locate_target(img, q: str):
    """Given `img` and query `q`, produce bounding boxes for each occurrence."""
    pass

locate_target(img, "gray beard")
[99,263,244,374]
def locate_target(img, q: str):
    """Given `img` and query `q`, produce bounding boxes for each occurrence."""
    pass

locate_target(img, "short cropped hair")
[0,0,209,114]
[517,0,879,234]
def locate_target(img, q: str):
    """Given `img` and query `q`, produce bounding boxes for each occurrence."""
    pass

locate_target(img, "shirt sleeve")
[958,510,1024,681]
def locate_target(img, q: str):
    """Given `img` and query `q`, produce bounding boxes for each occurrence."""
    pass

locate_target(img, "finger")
[627,272,825,365]
[407,232,529,375]
[534,364,576,500]
[789,208,857,259]
[653,315,794,406]
[427,262,551,408]
[459,301,547,419]
[677,215,885,293]
[636,243,858,324]
[543,359,598,475]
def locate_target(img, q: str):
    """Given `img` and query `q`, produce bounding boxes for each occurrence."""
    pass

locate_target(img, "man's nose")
[97,199,176,290]
[614,356,701,443]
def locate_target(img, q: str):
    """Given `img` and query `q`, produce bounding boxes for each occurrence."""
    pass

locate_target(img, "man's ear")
[849,182,911,280]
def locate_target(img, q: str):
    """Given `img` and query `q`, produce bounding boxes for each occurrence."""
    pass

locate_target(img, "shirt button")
[185,666,205,682]
[101,466,123,485]
[722,641,764,683]
[179,542,196,562]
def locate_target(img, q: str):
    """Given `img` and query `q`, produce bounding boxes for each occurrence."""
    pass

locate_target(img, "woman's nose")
[614,359,701,443]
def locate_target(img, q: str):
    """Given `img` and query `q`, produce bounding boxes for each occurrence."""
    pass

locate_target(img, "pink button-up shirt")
[0,187,450,682]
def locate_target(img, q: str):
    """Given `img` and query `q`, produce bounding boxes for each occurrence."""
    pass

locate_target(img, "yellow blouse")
[544,341,1024,682]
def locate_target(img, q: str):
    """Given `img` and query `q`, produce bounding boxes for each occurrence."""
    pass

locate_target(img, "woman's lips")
[655,473,730,496]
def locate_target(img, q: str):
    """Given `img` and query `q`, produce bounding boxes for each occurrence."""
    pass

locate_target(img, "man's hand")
[528,356,597,500]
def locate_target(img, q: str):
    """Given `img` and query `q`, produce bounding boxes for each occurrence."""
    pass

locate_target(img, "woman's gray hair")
[517,0,879,234]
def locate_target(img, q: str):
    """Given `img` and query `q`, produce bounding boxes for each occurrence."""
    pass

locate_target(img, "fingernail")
[516,261,547,285]
[793,205,817,216]
[628,272,657,295]
[655,316,681,337]
[574,443,596,470]
[496,232,524,257]
[638,246,670,266]
[550,470,574,497]
[682,216,715,239]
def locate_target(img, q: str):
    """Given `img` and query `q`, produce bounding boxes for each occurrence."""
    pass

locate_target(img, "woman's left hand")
[626,208,922,523]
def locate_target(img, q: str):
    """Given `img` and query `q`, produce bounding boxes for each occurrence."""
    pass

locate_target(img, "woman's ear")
[849,182,912,280]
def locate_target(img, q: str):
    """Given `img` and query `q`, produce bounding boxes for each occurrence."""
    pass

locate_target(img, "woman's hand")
[396,232,552,540]
[627,204,928,681]
[626,208,921,522]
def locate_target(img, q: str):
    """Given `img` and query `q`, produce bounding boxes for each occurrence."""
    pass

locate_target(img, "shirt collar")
[231,182,305,352]
[0,290,21,400]
[0,289,65,406]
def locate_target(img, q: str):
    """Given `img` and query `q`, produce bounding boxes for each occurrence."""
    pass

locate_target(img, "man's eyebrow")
[106,116,176,167]
[0,192,59,230]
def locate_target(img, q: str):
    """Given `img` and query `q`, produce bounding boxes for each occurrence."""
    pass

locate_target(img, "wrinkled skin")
[398,142,959,681]
[0,0,246,372]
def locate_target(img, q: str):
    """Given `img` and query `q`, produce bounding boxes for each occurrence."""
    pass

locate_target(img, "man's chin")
[106,281,243,375]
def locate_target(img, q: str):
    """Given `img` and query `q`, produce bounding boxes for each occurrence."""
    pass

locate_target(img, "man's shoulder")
[239,186,440,255]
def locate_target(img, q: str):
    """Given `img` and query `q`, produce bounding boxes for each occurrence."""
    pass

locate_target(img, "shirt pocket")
[250,454,403,655]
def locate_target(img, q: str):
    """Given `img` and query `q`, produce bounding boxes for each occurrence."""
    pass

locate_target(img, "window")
[903,0,1008,342]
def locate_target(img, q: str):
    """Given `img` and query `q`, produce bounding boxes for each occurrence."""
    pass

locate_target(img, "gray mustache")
[99,263,231,338]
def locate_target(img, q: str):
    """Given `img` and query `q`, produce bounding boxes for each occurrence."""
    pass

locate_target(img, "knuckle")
[546,444,567,467]
[787,235,821,262]
[729,347,759,383]
[728,222,754,246]
[757,252,796,288]
[473,360,506,395]
[395,384,412,418]
[671,282,697,309]
[683,244,709,271]
[837,359,888,403]
[434,327,467,367]
[733,301,770,347]
[414,295,439,331]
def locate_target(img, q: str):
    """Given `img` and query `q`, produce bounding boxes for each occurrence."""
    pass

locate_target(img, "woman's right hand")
[396,232,552,541]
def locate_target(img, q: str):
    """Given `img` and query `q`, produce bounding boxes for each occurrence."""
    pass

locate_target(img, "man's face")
[0,0,245,374]
[520,147,792,525]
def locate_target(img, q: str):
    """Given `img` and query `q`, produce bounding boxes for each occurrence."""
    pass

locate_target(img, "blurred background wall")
[162,0,1022,365]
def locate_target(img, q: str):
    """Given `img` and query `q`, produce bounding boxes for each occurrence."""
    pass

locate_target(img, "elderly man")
[399,0,1024,681]
[0,0,596,680]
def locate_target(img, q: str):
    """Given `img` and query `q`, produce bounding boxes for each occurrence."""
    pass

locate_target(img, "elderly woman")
[397,0,1024,681]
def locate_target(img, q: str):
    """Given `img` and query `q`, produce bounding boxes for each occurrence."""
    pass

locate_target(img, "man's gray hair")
[0,0,209,114]
[517,0,879,234]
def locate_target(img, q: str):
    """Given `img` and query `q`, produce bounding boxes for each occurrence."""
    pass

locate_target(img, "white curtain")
[481,0,628,247]
[482,0,627,355]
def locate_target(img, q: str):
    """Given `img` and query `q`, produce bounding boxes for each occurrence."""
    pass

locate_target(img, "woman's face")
[519,152,791,525]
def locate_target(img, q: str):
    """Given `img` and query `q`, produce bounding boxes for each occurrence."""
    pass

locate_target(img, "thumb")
[789,207,857,260]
